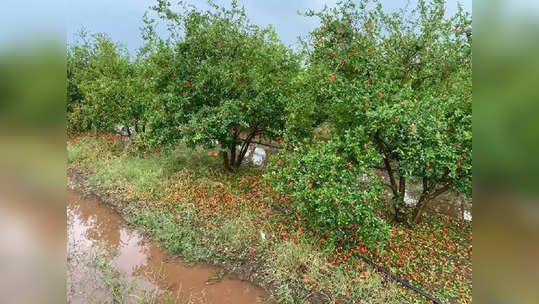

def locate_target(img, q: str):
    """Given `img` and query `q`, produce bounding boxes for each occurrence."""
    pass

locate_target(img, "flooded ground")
[67,189,270,304]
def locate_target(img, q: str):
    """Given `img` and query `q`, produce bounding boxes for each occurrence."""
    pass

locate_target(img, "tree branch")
[383,157,399,197]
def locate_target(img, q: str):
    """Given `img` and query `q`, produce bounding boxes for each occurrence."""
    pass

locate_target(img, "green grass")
[89,251,199,304]
[68,135,462,304]
[90,253,159,304]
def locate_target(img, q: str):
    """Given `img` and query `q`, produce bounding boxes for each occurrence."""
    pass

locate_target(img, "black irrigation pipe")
[271,203,445,304]
[355,254,444,304]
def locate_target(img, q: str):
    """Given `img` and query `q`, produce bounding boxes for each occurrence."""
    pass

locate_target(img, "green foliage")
[138,0,300,169]
[67,32,146,136]
[265,139,390,250]
[66,0,473,301]
[285,0,472,223]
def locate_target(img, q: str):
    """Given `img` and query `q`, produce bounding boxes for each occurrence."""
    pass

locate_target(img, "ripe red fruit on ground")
[307,183,313,189]
[426,161,431,167]
[337,27,343,32]
[110,206,115,211]
[378,91,383,98]
[213,152,218,157]
[353,49,358,55]
[368,23,374,28]
[186,80,191,87]
[215,40,221,47]
[330,51,336,57]
[367,48,372,52]
[329,75,336,82]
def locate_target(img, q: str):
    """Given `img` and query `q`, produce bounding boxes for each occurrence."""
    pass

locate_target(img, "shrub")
[265,139,390,250]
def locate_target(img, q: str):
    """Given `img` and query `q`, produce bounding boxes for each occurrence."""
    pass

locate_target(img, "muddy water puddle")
[67,189,269,304]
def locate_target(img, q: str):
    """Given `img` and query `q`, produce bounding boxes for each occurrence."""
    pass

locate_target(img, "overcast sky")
[64,0,472,53]
[63,1,469,54]
[63,0,472,53]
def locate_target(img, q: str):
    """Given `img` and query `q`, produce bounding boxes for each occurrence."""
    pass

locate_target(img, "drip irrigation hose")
[355,254,444,304]
[271,203,444,304]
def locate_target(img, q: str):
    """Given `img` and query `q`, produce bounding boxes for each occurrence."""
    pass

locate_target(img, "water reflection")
[67,189,270,304]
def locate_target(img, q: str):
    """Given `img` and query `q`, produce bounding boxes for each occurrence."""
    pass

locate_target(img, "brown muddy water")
[67,189,270,304]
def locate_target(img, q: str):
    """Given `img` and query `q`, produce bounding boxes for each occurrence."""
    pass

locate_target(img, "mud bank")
[67,169,271,304]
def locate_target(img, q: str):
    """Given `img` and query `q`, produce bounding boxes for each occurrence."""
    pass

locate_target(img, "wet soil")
[67,189,270,304]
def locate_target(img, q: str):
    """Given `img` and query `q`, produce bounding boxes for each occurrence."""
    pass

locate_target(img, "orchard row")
[68,0,471,248]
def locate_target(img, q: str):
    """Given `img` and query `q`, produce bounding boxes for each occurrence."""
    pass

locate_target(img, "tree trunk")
[235,133,255,168]
[399,176,406,196]
[383,157,398,197]
[412,199,427,224]
[383,157,403,221]
[394,176,406,222]
[125,124,131,137]
[222,151,231,171]
[230,146,236,168]
[412,183,451,224]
